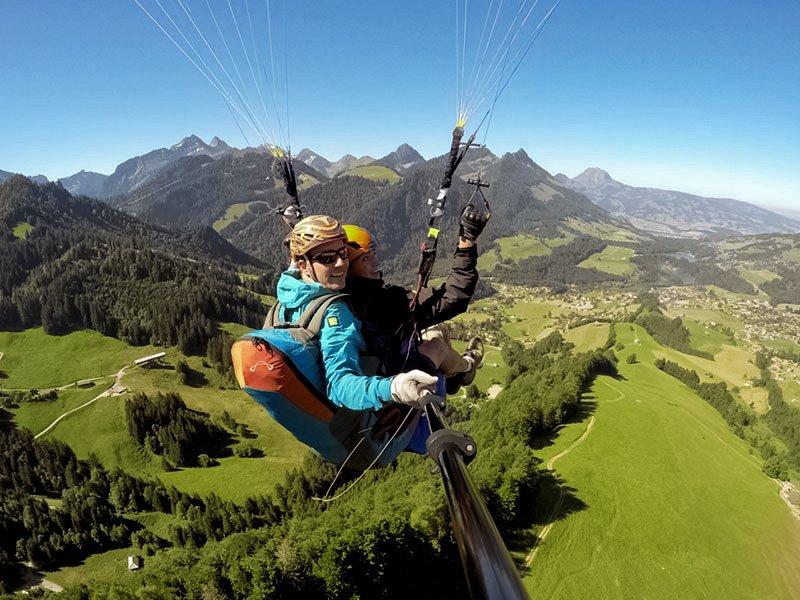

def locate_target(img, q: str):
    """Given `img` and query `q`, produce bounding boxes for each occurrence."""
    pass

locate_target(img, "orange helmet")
[289,215,347,258]
[342,224,376,260]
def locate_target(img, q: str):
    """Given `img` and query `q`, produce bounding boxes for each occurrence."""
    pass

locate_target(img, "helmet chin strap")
[302,254,320,284]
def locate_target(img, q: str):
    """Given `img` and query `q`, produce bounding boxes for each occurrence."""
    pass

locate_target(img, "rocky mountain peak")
[171,134,205,150]
[573,167,616,188]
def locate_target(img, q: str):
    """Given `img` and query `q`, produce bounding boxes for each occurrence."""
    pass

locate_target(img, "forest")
[125,392,232,467]
[0,177,263,355]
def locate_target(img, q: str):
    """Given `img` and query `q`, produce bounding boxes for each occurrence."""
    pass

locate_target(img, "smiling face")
[296,239,350,290]
[348,247,381,280]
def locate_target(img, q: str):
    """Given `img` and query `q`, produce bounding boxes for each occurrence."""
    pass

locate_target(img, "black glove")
[459,206,489,242]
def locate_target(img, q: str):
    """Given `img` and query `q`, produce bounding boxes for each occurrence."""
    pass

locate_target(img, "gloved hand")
[390,370,439,408]
[459,205,490,242]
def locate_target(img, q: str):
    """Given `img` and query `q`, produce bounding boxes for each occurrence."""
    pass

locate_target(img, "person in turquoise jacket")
[280,214,437,411]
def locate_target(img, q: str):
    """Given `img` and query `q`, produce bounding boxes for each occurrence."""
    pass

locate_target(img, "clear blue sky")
[1,1,798,208]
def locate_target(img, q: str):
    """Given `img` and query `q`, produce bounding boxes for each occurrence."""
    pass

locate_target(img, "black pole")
[425,401,529,600]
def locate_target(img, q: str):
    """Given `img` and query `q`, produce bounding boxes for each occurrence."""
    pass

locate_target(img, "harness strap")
[303,293,349,335]
[263,293,348,332]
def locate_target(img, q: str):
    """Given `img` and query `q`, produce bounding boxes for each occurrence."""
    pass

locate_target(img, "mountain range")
[4,135,799,240]
[556,167,800,236]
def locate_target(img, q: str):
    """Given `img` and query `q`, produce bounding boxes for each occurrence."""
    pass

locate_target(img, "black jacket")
[345,245,479,375]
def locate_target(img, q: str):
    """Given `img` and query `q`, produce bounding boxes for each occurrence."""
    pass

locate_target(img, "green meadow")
[501,299,567,341]
[737,266,780,288]
[578,245,636,276]
[342,165,400,183]
[563,322,610,352]
[5,329,306,503]
[0,328,163,389]
[12,221,32,239]
[477,234,573,271]
[212,201,265,232]
[524,325,800,599]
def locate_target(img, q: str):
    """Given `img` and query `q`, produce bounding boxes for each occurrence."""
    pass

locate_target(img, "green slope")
[578,245,636,275]
[524,325,800,599]
[342,165,400,183]
[212,201,265,232]
[564,322,610,352]
[4,329,306,503]
[0,328,162,389]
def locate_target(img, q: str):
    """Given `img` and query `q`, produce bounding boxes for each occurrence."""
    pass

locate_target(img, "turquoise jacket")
[276,269,393,411]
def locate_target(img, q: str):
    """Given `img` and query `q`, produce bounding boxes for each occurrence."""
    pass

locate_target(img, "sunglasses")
[309,246,349,265]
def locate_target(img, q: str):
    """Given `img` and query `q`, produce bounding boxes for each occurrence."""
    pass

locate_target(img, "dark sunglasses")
[309,246,349,265]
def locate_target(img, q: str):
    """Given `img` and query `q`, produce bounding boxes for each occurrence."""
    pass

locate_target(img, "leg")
[418,323,471,378]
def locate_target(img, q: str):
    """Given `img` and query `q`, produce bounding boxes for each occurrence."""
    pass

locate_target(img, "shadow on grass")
[506,469,588,572]
[530,397,597,452]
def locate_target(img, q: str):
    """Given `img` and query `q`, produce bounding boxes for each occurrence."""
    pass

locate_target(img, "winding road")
[34,366,129,440]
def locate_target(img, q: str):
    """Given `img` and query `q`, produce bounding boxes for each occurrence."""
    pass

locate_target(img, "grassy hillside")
[564,322,610,352]
[0,328,162,389]
[737,266,780,288]
[3,329,307,503]
[578,245,636,276]
[12,221,32,239]
[341,165,400,183]
[477,234,573,271]
[212,201,266,232]
[524,325,800,598]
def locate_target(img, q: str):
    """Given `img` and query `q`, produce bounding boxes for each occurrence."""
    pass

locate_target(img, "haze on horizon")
[1,0,798,209]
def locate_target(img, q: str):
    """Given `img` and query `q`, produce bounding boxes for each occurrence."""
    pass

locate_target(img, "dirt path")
[526,414,597,567]
[17,562,64,594]
[34,366,129,440]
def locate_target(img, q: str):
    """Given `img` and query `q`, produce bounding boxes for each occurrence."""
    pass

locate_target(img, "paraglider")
[134,3,561,597]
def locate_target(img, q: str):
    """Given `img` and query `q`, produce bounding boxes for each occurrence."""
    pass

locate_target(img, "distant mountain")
[330,154,374,176]
[559,167,800,236]
[1,169,48,185]
[111,151,327,230]
[295,148,333,175]
[100,134,236,199]
[58,170,108,198]
[373,143,424,173]
[295,150,375,177]
[224,147,636,283]
[0,175,263,349]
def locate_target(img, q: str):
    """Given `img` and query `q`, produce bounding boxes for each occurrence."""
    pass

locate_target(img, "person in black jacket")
[343,206,488,391]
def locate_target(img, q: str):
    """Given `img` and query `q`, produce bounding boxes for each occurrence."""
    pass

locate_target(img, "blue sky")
[1,1,798,208]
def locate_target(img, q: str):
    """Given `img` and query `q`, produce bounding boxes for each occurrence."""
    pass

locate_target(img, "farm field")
[578,245,636,276]
[524,325,800,599]
[669,307,745,334]
[564,218,642,242]
[737,266,780,287]
[678,317,735,355]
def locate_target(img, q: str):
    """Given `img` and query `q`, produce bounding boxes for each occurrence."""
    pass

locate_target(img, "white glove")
[390,370,439,408]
